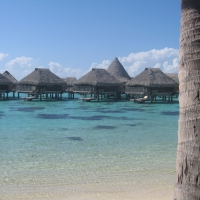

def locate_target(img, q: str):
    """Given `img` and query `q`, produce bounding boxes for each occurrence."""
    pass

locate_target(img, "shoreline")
[0,183,174,200]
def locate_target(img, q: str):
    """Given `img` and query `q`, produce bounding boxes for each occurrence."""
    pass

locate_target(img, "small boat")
[22,90,39,101]
[79,97,96,102]
[130,96,148,104]
[133,98,146,103]
[22,96,38,101]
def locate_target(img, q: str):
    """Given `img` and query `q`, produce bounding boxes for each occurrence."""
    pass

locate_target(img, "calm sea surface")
[0,94,178,199]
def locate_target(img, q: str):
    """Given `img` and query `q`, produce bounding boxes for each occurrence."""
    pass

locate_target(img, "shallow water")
[0,95,178,199]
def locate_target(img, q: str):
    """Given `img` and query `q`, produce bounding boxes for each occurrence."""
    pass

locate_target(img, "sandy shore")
[1,184,174,200]
[49,188,174,200]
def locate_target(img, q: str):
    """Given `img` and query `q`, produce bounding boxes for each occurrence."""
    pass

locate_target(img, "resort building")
[17,68,67,100]
[166,73,179,94]
[107,57,131,84]
[107,57,131,98]
[74,68,122,101]
[2,70,18,97]
[166,73,179,84]
[125,68,179,102]
[0,73,13,99]
[62,77,77,98]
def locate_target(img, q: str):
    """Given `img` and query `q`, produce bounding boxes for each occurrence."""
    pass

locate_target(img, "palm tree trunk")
[174,0,200,199]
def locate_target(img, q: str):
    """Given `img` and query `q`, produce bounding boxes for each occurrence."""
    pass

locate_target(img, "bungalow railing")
[16,85,36,92]
[73,86,95,93]
[16,85,65,93]
[65,87,74,92]
[125,86,146,94]
[148,87,178,94]
[0,85,12,91]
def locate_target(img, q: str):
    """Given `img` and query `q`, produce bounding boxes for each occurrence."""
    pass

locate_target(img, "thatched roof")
[166,73,179,84]
[107,57,131,83]
[2,71,18,83]
[0,73,13,85]
[126,68,178,87]
[75,68,122,86]
[62,77,77,86]
[18,68,66,85]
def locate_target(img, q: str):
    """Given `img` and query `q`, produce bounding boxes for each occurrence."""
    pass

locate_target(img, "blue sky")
[0,0,180,80]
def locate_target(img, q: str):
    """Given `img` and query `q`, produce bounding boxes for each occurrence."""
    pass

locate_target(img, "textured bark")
[173,0,200,200]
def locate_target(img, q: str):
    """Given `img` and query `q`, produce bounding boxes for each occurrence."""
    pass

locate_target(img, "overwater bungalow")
[62,77,77,99]
[166,73,179,95]
[17,68,67,100]
[2,70,18,98]
[125,68,179,102]
[107,57,131,97]
[107,57,131,84]
[74,68,122,101]
[166,73,179,84]
[0,73,13,99]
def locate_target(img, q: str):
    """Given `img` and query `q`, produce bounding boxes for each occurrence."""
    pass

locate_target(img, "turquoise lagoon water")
[0,95,178,199]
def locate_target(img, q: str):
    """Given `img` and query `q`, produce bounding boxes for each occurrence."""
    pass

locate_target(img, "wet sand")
[1,184,174,200]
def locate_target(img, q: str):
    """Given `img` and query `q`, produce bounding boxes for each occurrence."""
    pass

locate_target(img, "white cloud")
[0,52,8,61]
[86,48,179,78]
[163,58,179,73]
[84,60,111,75]
[6,56,33,68]
[1,47,179,81]
[90,60,111,69]
[49,62,84,78]
[5,56,33,80]
[126,61,147,77]
[119,47,179,77]
[153,63,161,68]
